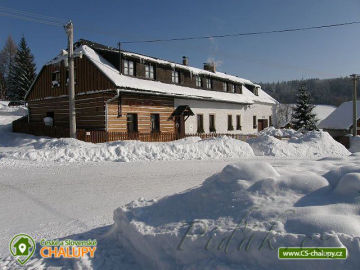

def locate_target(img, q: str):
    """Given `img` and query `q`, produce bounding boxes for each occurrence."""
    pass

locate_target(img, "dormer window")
[195,76,202,87]
[223,82,227,92]
[231,84,235,93]
[51,71,60,87]
[123,59,134,76]
[254,87,259,96]
[172,70,179,84]
[145,64,154,79]
[206,78,212,89]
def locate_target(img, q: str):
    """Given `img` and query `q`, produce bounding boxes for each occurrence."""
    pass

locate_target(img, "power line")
[120,21,360,44]
[0,7,65,27]
[0,11,63,27]
[0,6,66,24]
[1,6,359,45]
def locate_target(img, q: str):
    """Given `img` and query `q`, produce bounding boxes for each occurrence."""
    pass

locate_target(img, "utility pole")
[350,74,359,136]
[65,21,76,138]
[118,42,122,74]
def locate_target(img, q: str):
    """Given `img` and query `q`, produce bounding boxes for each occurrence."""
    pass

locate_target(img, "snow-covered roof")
[318,101,360,130]
[46,44,277,105]
[313,105,337,121]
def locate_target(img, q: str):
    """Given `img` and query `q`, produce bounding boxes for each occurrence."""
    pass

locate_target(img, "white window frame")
[195,76,202,87]
[172,70,179,84]
[231,84,235,93]
[206,78,212,89]
[223,82,227,92]
[145,64,154,79]
[123,59,134,76]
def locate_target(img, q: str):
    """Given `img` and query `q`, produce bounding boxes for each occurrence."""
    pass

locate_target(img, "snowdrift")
[109,161,360,270]
[248,128,350,158]
[0,136,255,162]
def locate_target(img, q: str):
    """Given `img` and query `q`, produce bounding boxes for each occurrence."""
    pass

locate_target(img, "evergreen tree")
[0,36,17,99]
[291,86,318,131]
[7,36,36,101]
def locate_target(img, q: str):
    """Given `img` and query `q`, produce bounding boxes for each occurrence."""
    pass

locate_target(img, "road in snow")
[0,159,232,255]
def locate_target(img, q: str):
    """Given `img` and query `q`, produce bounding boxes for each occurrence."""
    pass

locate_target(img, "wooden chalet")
[23,39,277,141]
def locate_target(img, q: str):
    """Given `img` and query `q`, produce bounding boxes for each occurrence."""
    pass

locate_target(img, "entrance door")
[257,119,268,132]
[175,115,185,139]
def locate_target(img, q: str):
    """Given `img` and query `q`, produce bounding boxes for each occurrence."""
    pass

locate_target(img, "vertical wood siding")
[26,56,116,101]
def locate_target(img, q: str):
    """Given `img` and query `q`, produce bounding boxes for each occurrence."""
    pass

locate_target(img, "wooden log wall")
[28,92,114,130]
[107,93,175,133]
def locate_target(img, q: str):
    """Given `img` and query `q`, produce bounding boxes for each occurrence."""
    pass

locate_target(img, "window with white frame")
[206,78,212,89]
[145,64,154,79]
[223,82,227,92]
[172,70,179,84]
[195,76,202,87]
[231,84,235,93]
[123,59,134,76]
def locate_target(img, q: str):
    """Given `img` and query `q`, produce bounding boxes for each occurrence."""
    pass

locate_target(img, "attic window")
[123,59,134,76]
[172,70,179,84]
[195,76,202,87]
[223,82,227,92]
[145,64,154,79]
[254,87,259,96]
[206,78,212,89]
[51,71,60,87]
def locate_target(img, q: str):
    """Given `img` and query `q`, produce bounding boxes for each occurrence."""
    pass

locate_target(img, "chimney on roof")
[182,56,188,66]
[204,62,216,73]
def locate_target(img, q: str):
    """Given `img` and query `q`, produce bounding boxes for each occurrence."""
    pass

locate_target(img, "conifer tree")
[291,85,318,131]
[7,36,36,101]
[0,36,17,99]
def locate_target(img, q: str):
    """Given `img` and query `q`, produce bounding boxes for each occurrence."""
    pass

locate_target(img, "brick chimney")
[182,56,188,66]
[204,62,216,73]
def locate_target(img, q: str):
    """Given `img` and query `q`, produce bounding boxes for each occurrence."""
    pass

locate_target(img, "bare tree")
[273,103,293,128]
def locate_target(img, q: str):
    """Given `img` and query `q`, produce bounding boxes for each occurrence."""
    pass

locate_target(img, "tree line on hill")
[261,77,359,106]
[0,35,36,101]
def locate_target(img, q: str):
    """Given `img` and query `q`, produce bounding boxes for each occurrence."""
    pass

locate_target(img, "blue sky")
[1,0,360,83]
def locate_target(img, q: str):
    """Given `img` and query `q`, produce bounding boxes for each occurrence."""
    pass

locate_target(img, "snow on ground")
[2,156,359,269]
[0,101,359,269]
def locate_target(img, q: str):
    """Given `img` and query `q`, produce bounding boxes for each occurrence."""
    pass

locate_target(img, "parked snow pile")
[107,161,360,269]
[0,136,255,162]
[248,128,350,158]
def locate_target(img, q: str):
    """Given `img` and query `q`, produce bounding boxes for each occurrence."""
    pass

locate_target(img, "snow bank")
[107,161,360,269]
[259,126,300,137]
[0,136,255,162]
[248,129,350,158]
